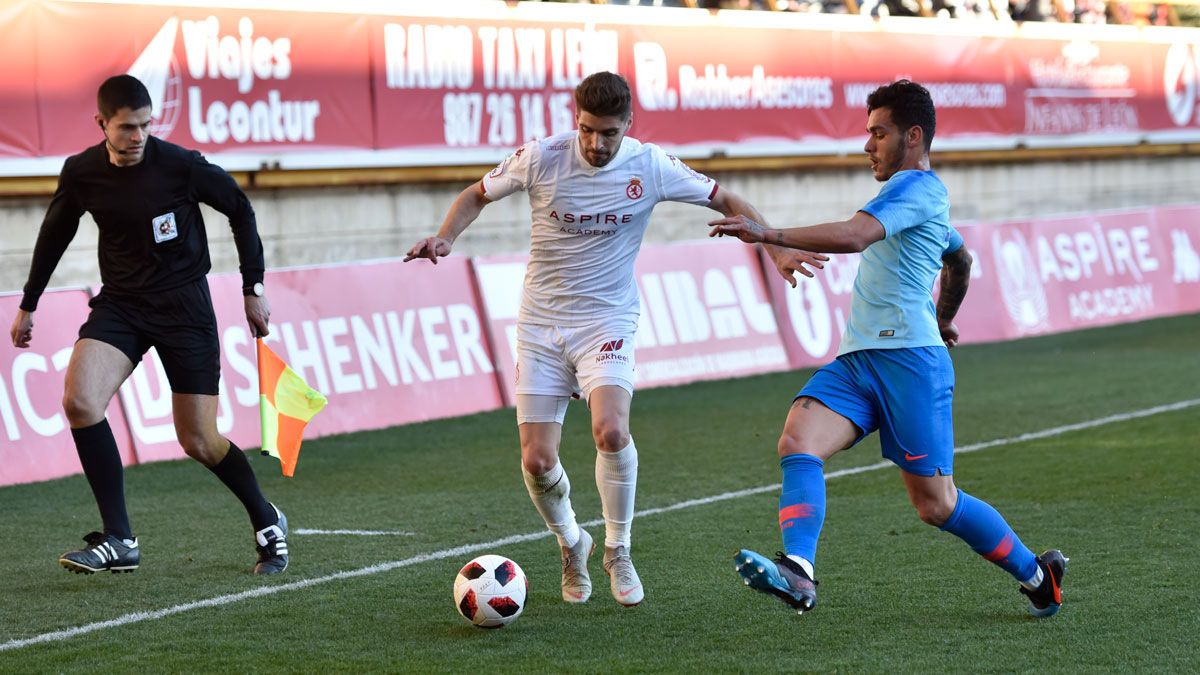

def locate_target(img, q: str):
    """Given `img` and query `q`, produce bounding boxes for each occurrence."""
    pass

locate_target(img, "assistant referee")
[9,75,289,576]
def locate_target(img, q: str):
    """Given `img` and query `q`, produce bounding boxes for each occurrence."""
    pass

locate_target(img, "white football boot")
[560,529,593,603]
[603,545,644,606]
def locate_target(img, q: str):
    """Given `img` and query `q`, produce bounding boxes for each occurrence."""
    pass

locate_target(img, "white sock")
[786,554,815,581]
[595,438,638,549]
[1021,565,1044,591]
[522,461,580,549]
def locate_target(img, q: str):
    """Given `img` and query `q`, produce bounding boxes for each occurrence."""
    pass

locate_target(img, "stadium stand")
[529,0,1200,26]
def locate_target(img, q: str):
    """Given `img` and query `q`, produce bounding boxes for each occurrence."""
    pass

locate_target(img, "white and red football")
[452,554,528,628]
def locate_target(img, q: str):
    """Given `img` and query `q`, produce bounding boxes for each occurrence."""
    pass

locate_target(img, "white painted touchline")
[2,398,1196,653]
[294,529,416,537]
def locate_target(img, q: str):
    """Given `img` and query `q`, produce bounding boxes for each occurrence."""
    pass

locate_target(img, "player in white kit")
[406,72,826,606]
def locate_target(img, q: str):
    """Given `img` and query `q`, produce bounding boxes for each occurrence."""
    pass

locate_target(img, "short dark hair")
[97,75,152,119]
[574,72,632,119]
[867,80,935,151]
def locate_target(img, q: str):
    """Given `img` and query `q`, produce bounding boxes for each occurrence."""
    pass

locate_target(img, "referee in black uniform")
[9,75,288,576]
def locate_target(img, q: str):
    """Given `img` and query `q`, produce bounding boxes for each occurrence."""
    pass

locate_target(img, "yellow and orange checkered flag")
[257,338,328,477]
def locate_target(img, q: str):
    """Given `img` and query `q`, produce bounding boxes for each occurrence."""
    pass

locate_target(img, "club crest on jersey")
[152,212,178,243]
[626,177,644,200]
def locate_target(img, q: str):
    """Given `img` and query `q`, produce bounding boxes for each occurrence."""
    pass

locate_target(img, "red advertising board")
[767,207,1200,372]
[0,2,39,158]
[119,260,505,464]
[768,206,1200,372]
[933,223,1010,344]
[370,15,610,153]
[1151,205,1200,312]
[1008,35,1150,141]
[760,247,859,370]
[632,241,789,387]
[987,209,1200,337]
[4,2,1200,166]
[473,239,791,406]
[1145,40,1200,136]
[623,21,840,150]
[2,206,1198,486]
[0,290,135,487]
[363,13,1200,153]
[833,30,1018,147]
[32,1,373,159]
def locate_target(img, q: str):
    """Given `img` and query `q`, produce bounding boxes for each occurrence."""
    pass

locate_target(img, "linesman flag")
[257,338,328,477]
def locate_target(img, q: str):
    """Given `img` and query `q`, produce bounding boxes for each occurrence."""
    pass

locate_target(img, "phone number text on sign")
[383,22,619,147]
[442,91,576,147]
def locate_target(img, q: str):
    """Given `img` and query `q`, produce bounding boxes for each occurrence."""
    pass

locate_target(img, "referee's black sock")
[71,419,133,541]
[209,441,277,531]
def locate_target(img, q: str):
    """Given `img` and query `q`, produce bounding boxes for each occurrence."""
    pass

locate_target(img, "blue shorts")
[797,347,954,477]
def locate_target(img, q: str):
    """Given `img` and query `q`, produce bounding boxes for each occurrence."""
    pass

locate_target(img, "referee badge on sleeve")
[152,212,178,243]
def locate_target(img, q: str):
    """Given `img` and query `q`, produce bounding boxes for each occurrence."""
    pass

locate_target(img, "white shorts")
[514,318,636,423]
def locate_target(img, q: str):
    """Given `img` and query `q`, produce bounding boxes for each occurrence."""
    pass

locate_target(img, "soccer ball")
[453,554,528,628]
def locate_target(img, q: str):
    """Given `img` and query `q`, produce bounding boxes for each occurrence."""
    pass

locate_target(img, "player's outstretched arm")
[936,245,972,349]
[405,181,492,264]
[706,188,828,287]
[709,211,884,255]
[10,309,33,348]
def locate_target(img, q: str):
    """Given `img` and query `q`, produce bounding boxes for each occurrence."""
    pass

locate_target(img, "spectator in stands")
[1010,0,1046,20]
[1075,0,1107,22]
[524,0,1180,24]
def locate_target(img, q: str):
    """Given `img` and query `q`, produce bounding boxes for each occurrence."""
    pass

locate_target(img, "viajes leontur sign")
[29,2,373,156]
[5,1,1200,163]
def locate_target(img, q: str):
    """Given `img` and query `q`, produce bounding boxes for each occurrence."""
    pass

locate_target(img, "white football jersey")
[482,131,718,326]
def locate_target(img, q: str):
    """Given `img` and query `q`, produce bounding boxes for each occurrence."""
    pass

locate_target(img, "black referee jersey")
[20,136,265,312]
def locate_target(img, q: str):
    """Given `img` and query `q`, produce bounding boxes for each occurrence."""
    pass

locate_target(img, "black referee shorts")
[78,278,221,395]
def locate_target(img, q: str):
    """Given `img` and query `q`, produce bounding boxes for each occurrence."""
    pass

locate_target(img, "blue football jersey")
[839,170,963,355]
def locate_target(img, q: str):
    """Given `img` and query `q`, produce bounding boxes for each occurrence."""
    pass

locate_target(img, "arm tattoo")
[937,248,972,323]
[773,230,784,245]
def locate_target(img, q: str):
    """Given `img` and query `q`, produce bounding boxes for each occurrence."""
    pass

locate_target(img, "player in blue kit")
[708,80,1066,617]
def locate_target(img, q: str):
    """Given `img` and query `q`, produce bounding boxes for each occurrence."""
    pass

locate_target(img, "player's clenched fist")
[404,236,453,264]
[10,309,33,348]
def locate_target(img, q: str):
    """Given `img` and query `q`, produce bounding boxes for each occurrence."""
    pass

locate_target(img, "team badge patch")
[152,212,178,243]
[626,177,643,200]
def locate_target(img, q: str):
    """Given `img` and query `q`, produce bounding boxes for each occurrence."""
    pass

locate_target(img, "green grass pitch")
[1,314,1197,672]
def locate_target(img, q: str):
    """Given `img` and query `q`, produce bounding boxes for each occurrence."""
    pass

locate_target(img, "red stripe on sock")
[778,504,815,525]
[983,533,1014,562]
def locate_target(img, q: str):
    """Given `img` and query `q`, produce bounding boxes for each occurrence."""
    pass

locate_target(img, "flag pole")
[256,336,270,457]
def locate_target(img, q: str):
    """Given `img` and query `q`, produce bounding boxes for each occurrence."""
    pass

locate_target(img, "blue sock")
[778,454,826,565]
[940,489,1038,581]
